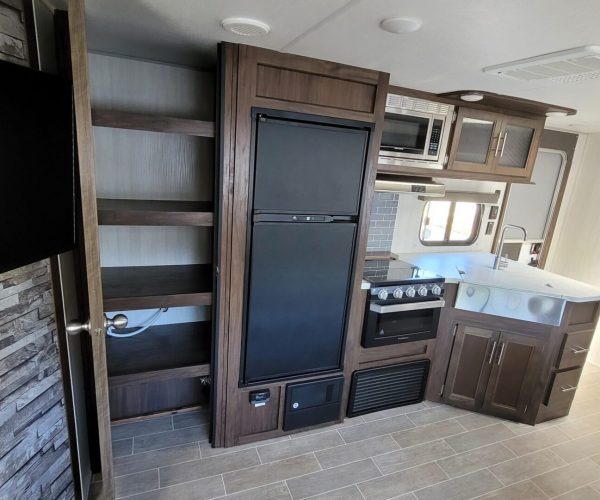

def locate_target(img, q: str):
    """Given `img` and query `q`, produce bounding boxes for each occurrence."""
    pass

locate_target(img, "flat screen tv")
[0,60,75,274]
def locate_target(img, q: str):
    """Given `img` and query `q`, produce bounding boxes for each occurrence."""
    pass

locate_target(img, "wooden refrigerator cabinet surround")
[214,43,389,447]
[429,299,600,425]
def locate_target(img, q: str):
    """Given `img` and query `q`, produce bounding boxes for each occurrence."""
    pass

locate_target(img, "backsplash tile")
[367,192,399,251]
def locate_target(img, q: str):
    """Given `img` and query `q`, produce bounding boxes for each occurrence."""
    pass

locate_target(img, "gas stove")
[362,259,446,348]
[363,259,445,301]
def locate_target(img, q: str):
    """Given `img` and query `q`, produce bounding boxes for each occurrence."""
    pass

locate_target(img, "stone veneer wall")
[0,0,74,497]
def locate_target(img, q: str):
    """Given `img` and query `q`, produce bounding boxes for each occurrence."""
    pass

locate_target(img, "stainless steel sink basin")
[455,282,566,326]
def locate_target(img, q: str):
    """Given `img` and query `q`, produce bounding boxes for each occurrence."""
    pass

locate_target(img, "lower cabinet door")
[482,331,544,420]
[443,324,498,410]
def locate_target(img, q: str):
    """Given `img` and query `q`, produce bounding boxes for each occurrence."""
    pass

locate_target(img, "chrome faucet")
[494,224,528,270]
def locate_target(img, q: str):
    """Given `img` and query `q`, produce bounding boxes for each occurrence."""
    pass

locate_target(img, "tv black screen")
[0,60,75,274]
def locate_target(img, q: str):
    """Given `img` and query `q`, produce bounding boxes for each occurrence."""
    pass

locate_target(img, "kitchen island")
[385,252,600,425]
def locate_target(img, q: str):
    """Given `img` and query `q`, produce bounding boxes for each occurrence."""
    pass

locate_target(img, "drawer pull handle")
[559,384,578,392]
[569,345,589,355]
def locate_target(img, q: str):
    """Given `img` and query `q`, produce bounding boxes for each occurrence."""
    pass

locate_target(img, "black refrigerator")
[242,110,371,384]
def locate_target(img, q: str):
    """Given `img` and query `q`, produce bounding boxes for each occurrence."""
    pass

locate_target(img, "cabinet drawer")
[556,330,594,369]
[546,366,583,409]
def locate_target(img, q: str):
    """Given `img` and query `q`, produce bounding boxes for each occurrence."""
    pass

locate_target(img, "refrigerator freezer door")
[243,222,357,383]
[253,116,369,215]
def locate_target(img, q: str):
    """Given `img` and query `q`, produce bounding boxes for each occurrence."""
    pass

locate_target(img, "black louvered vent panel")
[347,360,430,417]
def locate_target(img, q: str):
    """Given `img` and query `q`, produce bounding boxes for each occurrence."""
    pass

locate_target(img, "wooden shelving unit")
[91,109,215,137]
[101,264,212,310]
[106,321,211,387]
[97,198,214,226]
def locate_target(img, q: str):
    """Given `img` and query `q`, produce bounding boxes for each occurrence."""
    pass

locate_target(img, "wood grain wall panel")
[255,65,376,113]
[238,386,281,437]
[99,226,212,267]
[108,378,207,420]
[93,128,214,202]
[88,52,215,120]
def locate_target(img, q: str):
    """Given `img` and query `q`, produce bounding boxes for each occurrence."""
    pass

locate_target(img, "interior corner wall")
[0,1,74,497]
[545,132,600,366]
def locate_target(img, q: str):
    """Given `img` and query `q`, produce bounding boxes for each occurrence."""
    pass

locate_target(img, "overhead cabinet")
[447,107,544,180]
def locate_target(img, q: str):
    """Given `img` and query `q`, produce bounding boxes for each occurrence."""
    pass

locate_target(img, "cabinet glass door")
[493,116,542,178]
[448,109,502,173]
[456,118,496,164]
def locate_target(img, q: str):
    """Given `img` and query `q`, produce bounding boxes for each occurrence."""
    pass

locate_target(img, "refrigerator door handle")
[254,214,354,223]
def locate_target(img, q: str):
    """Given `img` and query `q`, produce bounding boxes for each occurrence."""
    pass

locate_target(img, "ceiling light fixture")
[546,111,568,117]
[460,92,484,102]
[221,17,270,37]
[379,17,422,34]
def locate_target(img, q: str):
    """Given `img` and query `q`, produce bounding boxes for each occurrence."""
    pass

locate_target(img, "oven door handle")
[370,299,446,314]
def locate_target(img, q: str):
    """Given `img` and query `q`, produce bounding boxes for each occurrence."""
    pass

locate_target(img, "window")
[420,201,482,245]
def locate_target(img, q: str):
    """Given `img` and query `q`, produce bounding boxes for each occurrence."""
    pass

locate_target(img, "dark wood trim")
[438,90,576,117]
[97,199,214,226]
[111,405,204,425]
[212,42,238,448]
[339,69,390,422]
[91,109,216,137]
[49,255,83,497]
[21,0,39,70]
[108,364,211,387]
[101,264,213,311]
[68,0,115,495]
[377,163,535,185]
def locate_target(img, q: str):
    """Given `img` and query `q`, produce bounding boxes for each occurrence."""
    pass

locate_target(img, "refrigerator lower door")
[243,222,356,384]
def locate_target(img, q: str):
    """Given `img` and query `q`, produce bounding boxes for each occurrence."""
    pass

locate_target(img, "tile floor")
[109,363,600,500]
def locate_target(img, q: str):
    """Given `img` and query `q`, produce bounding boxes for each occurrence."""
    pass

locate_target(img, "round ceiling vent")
[221,17,270,37]
[379,17,422,34]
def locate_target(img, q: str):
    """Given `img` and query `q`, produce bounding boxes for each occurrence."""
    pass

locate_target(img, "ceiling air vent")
[483,46,600,82]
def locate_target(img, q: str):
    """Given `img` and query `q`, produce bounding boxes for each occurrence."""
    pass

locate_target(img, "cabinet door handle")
[560,384,578,392]
[496,341,506,365]
[500,132,508,157]
[488,341,498,364]
[494,135,502,157]
[569,345,589,355]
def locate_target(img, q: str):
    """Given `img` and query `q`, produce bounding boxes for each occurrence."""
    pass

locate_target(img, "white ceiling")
[82,0,600,132]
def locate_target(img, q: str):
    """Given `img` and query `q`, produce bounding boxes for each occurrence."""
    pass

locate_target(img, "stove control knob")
[377,289,388,300]
[405,287,416,298]
[432,285,442,296]
[393,288,404,299]
[418,285,428,297]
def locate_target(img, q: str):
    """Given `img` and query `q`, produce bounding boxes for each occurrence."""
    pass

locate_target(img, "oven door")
[380,111,432,159]
[362,298,445,348]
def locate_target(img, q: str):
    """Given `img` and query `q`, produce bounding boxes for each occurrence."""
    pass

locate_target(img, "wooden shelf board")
[377,164,535,185]
[91,109,215,137]
[102,264,213,311]
[107,321,211,386]
[97,198,214,226]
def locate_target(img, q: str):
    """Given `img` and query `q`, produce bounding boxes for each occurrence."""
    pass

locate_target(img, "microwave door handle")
[370,299,445,314]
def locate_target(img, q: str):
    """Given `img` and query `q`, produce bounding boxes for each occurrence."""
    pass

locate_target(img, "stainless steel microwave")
[379,93,455,170]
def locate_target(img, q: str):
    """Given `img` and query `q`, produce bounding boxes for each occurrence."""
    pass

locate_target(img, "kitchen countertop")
[388,251,600,303]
